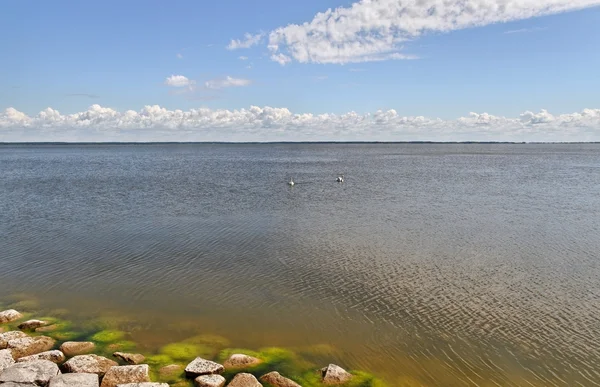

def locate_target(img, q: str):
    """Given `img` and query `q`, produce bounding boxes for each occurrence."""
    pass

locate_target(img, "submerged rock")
[185,357,224,377]
[158,364,182,379]
[223,354,261,369]
[116,384,169,387]
[60,342,96,357]
[0,349,16,373]
[17,320,48,331]
[259,371,301,387]
[99,364,150,387]
[0,331,28,349]
[320,364,352,384]
[63,354,118,377]
[16,350,66,364]
[8,336,55,359]
[227,373,262,387]
[195,374,226,387]
[113,352,145,365]
[48,373,99,387]
[35,325,58,333]
[0,360,60,385]
[0,310,23,324]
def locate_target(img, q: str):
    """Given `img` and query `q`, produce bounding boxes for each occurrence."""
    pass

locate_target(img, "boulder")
[63,355,118,377]
[8,336,55,359]
[194,374,226,387]
[223,354,261,370]
[48,373,99,387]
[259,371,301,387]
[0,382,38,386]
[0,310,23,324]
[0,332,28,349]
[59,342,96,357]
[99,364,150,387]
[17,320,48,331]
[116,384,169,387]
[112,352,145,365]
[16,350,66,364]
[185,357,223,377]
[227,373,262,387]
[0,360,60,385]
[320,364,352,384]
[0,349,16,374]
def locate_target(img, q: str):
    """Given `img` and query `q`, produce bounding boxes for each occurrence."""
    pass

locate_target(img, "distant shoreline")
[1,141,599,145]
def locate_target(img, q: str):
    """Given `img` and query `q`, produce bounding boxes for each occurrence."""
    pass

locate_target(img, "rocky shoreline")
[0,308,380,387]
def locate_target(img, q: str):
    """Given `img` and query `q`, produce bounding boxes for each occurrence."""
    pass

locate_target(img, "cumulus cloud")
[231,0,600,64]
[164,75,195,88]
[227,32,264,50]
[1,105,600,142]
[205,76,251,89]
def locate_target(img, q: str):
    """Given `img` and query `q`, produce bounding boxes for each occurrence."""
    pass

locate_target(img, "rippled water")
[1,143,600,386]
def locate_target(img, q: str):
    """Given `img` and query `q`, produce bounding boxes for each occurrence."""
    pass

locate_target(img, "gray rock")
[112,352,145,365]
[0,382,38,386]
[17,321,48,332]
[320,364,352,385]
[0,310,23,324]
[62,354,118,377]
[0,332,28,349]
[185,357,224,377]
[99,364,150,387]
[226,373,262,387]
[0,360,60,385]
[259,371,301,387]
[116,384,169,387]
[0,349,16,374]
[195,374,226,387]
[16,350,66,364]
[48,373,99,387]
[59,342,95,357]
[7,336,55,359]
[223,354,261,370]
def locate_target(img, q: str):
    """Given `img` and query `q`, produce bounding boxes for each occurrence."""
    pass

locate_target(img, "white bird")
[288,178,295,186]
[336,175,344,183]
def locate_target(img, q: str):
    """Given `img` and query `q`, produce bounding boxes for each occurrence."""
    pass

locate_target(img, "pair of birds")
[288,175,344,186]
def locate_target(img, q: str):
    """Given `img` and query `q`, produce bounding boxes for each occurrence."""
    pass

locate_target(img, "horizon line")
[1,141,600,145]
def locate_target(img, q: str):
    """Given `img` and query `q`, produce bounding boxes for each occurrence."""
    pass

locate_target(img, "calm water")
[1,144,600,386]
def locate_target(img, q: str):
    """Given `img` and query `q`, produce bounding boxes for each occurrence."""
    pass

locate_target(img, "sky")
[1,0,600,142]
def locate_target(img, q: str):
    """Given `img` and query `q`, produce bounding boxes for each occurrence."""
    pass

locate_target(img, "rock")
[35,325,58,333]
[0,332,28,349]
[116,384,169,387]
[223,354,261,369]
[226,373,262,387]
[1,349,16,373]
[320,364,352,385]
[63,354,118,377]
[195,374,226,387]
[158,364,181,378]
[259,371,301,387]
[59,342,96,356]
[99,364,150,387]
[0,382,38,386]
[48,373,99,387]
[17,320,48,331]
[0,310,23,324]
[0,360,60,385]
[0,327,5,333]
[8,336,55,359]
[16,350,66,364]
[185,357,224,377]
[112,352,145,365]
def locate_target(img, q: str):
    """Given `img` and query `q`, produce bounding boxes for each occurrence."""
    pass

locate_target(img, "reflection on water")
[1,143,600,386]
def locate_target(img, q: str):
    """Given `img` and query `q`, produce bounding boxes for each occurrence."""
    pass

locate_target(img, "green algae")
[91,329,126,343]
[160,342,213,362]
[106,340,137,352]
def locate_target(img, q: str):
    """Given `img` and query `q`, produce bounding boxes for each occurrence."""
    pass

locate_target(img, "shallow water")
[1,143,600,386]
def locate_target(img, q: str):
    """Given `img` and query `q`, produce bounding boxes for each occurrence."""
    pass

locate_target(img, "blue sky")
[1,0,600,141]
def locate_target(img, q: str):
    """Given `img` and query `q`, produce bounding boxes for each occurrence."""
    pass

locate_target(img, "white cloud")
[164,75,195,88]
[238,56,249,61]
[176,53,183,59]
[227,0,600,64]
[227,32,264,50]
[504,26,547,34]
[2,105,600,142]
[205,76,252,89]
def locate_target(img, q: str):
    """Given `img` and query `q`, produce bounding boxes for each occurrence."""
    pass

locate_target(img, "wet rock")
[17,320,48,332]
[8,336,55,359]
[320,364,352,384]
[0,331,28,349]
[0,360,60,385]
[0,349,16,373]
[48,373,99,387]
[112,352,145,365]
[195,374,226,387]
[185,357,224,377]
[259,371,301,387]
[227,373,262,387]
[16,350,66,364]
[63,354,118,377]
[0,310,23,324]
[116,384,169,387]
[99,364,150,387]
[35,326,58,333]
[223,354,261,369]
[59,342,96,357]
[158,364,181,378]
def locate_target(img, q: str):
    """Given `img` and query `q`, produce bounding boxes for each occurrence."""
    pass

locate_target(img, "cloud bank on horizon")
[2,105,599,142]
[228,0,600,64]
